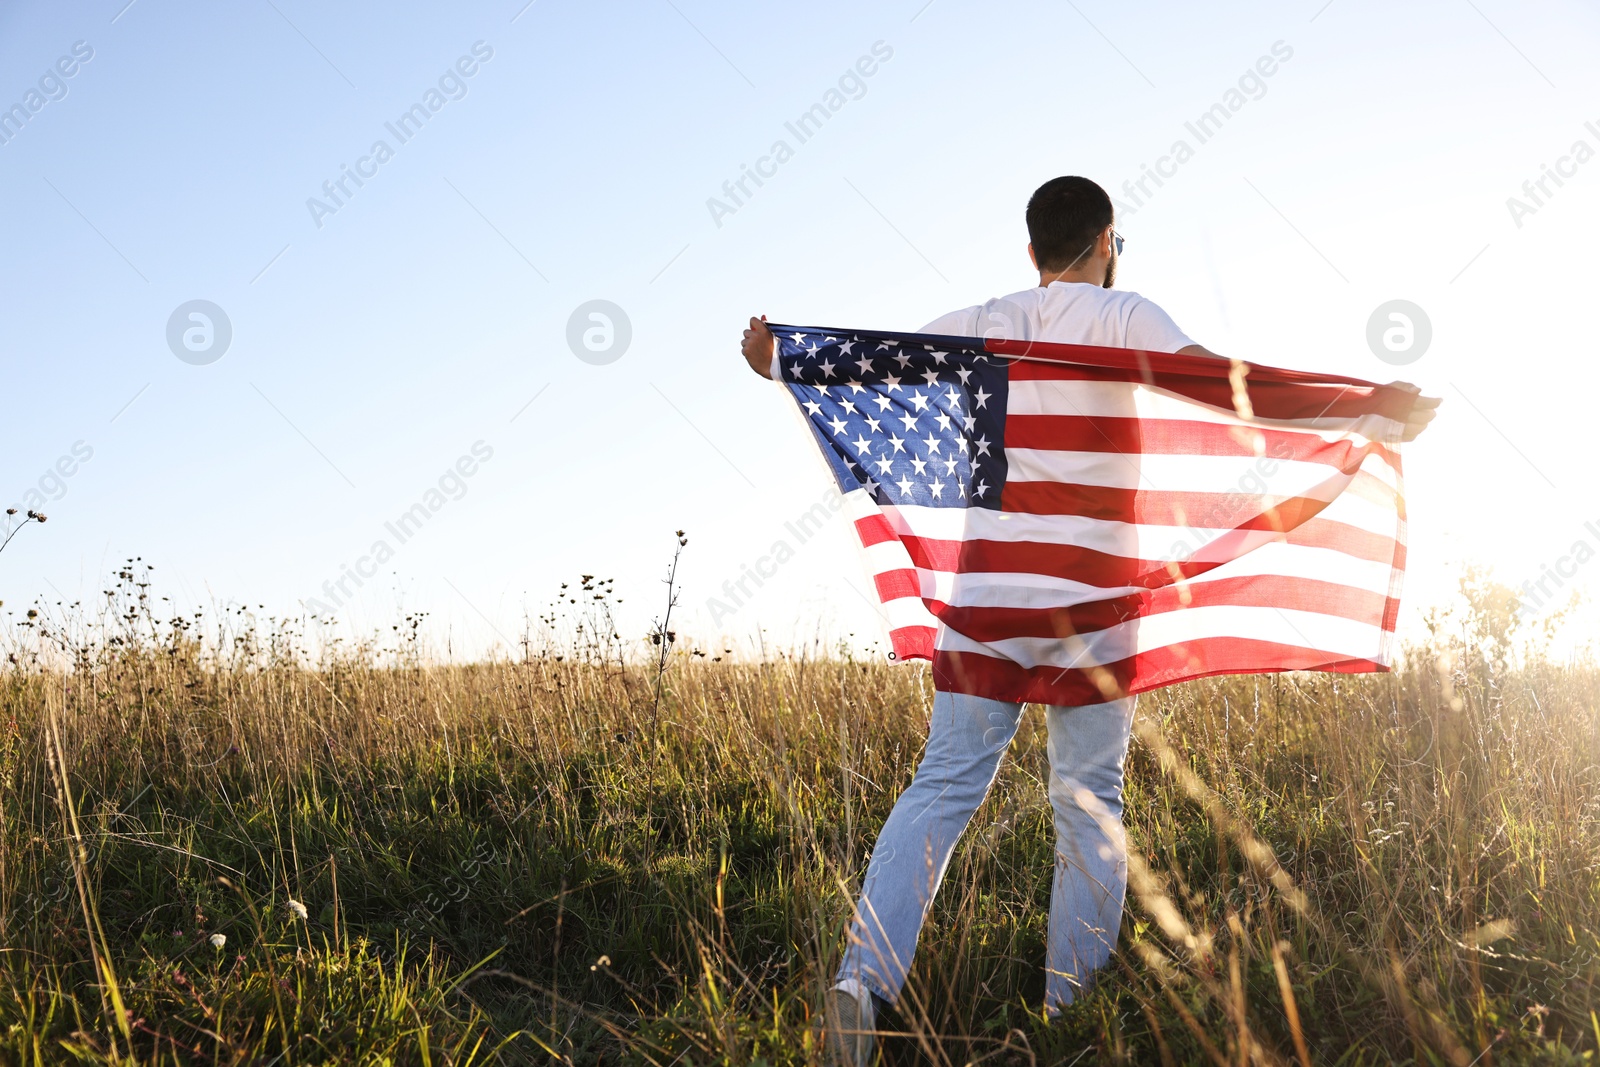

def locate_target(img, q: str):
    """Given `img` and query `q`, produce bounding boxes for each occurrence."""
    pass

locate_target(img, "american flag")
[774,324,1412,706]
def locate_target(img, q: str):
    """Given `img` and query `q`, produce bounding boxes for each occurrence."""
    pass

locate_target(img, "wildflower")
[590,954,611,971]
[288,899,308,921]
[210,933,226,949]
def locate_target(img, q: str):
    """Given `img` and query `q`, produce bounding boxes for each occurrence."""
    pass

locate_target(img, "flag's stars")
[896,475,915,496]
[942,455,959,475]
[909,392,930,412]
[877,340,895,350]
[894,350,912,369]
[975,480,989,498]
[816,384,832,396]
[921,369,941,386]
[840,399,858,415]
[934,412,953,432]
[956,366,973,384]
[897,411,919,432]
[872,394,894,412]
[865,416,882,433]
[882,375,903,393]
[801,398,822,417]
[852,434,873,455]
[818,358,837,378]
[886,434,906,454]
[910,456,928,475]
[828,416,848,435]
[839,341,855,356]
[974,434,992,456]
[929,480,945,499]
[923,433,942,456]
[962,415,976,432]
[846,380,867,395]
[873,454,895,475]
[855,356,876,376]
[806,342,820,357]
[931,350,948,365]
[973,386,991,409]
[956,435,969,454]
[862,477,879,496]
[788,332,807,345]
[945,388,962,407]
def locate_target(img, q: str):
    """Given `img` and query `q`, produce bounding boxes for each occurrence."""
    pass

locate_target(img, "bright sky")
[3,0,1597,659]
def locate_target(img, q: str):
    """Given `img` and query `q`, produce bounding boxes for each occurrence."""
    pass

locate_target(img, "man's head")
[1026,176,1117,288]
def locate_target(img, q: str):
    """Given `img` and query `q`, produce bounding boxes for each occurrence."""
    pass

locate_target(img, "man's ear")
[1027,242,1038,270]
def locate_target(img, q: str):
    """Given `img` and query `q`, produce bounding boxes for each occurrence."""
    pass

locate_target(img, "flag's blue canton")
[778,330,1009,510]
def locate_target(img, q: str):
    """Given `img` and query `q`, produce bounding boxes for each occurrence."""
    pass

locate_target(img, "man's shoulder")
[918,287,1046,335]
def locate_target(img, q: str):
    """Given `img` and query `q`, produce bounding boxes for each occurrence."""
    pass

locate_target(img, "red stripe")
[1000,481,1345,529]
[889,625,935,662]
[901,534,1145,586]
[1004,415,1400,472]
[933,639,1388,705]
[928,576,1398,642]
[873,568,922,601]
[856,513,898,548]
[1287,518,1404,566]
[994,340,1416,423]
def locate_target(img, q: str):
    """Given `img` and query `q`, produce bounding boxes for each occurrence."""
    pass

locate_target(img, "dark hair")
[1026,176,1114,272]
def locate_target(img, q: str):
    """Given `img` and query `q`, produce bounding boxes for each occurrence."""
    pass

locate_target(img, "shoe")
[823,981,876,1066]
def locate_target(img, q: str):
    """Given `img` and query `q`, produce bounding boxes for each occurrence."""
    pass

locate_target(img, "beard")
[1102,250,1118,288]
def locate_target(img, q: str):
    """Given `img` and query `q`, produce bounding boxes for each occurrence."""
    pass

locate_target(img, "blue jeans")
[837,690,1136,1011]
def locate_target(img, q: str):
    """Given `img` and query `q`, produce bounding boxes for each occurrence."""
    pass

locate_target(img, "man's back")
[920,280,1196,354]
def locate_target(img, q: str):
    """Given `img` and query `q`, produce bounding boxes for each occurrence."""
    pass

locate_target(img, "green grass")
[0,591,1597,1064]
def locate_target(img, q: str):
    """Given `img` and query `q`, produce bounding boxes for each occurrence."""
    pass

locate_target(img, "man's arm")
[1177,343,1441,442]
[741,316,775,379]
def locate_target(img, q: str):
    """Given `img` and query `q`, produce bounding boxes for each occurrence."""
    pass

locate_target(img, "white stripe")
[879,593,938,631]
[934,603,1388,669]
[1004,449,1396,495]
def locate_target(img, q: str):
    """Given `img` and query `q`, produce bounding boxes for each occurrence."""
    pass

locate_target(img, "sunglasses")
[1111,229,1125,255]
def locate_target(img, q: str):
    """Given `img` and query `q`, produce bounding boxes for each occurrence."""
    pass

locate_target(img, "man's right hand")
[1388,383,1441,442]
[742,315,774,379]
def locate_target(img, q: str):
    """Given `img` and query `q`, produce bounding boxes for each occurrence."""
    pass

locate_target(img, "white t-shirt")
[768,282,1197,379]
[918,281,1196,352]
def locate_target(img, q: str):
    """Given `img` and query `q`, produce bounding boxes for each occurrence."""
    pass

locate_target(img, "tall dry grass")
[0,562,1596,1064]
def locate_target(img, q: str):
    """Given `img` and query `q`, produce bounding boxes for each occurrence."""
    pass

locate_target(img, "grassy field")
[1,566,1597,1065]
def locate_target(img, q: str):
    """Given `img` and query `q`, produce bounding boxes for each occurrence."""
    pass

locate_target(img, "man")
[739,176,1438,1064]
